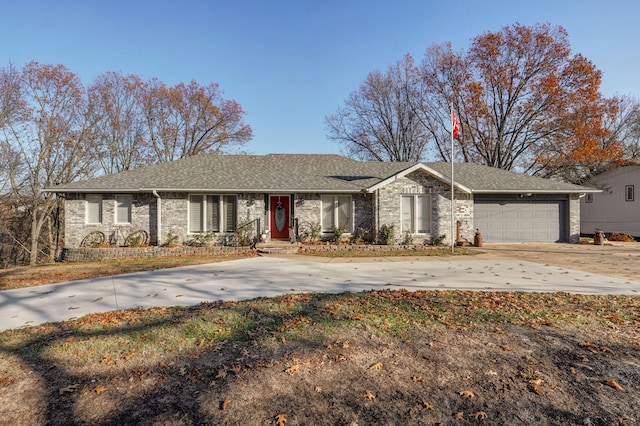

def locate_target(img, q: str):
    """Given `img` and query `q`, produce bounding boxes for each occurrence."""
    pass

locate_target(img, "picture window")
[189,195,236,233]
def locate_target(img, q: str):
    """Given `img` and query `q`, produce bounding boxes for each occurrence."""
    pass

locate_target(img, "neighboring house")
[44,154,599,247]
[581,165,640,237]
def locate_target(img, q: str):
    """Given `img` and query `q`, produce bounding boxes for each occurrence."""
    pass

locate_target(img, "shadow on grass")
[0,291,638,425]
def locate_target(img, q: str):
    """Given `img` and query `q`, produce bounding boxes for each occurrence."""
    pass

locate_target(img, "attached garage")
[473,195,568,243]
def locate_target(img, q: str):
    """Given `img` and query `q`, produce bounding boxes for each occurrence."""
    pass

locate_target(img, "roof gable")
[366,163,472,193]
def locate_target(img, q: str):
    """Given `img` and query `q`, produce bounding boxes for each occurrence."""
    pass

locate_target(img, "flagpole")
[450,104,455,254]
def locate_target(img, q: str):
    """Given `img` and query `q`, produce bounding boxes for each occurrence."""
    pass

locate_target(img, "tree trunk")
[45,213,55,263]
[29,209,39,266]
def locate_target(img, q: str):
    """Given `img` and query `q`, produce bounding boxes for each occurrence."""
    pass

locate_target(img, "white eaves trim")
[43,187,373,194]
[470,188,603,194]
[364,163,472,194]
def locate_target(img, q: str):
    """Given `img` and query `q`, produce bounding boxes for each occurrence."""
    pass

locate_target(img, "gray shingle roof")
[424,162,595,193]
[44,154,596,194]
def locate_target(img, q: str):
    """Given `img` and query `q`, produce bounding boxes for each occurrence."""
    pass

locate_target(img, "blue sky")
[1,0,638,157]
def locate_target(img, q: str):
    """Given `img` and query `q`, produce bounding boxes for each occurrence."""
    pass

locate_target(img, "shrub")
[379,224,395,245]
[402,231,414,245]
[163,230,180,247]
[608,233,636,242]
[185,232,215,247]
[235,220,254,246]
[352,226,370,244]
[429,234,447,246]
[309,222,322,242]
[124,230,149,247]
[332,224,347,242]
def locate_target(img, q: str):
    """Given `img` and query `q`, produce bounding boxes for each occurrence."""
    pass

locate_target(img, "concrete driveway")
[1,253,639,332]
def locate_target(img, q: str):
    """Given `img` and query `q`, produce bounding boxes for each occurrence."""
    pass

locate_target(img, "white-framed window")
[115,195,132,224]
[189,194,236,233]
[401,194,431,233]
[625,185,634,202]
[321,195,352,232]
[86,194,102,224]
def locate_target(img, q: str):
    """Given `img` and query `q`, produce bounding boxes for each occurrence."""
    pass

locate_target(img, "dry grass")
[1,247,639,424]
[1,290,639,425]
[0,252,256,290]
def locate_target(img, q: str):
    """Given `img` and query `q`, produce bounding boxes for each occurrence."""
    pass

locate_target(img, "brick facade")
[65,193,155,248]
[375,170,474,245]
[62,171,577,249]
[568,193,581,243]
[291,193,374,241]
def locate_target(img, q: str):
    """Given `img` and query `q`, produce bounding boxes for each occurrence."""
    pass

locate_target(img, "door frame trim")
[268,194,291,238]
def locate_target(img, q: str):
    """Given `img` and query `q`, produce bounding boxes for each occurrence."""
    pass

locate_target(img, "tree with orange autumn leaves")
[0,62,251,265]
[328,23,639,183]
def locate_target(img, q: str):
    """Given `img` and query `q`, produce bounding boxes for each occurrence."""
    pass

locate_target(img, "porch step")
[256,241,302,255]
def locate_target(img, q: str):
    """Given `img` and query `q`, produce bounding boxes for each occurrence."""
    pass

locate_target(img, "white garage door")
[474,200,565,242]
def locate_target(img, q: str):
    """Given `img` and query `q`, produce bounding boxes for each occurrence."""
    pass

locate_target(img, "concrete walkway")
[1,255,639,332]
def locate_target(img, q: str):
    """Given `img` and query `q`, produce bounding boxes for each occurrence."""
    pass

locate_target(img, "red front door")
[270,195,290,239]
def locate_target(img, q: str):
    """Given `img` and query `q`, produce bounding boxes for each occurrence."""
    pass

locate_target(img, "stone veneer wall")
[568,193,581,243]
[291,193,374,240]
[375,170,474,245]
[64,193,154,248]
[65,192,269,249]
[297,243,459,254]
[160,192,266,245]
[60,246,255,262]
[64,182,483,250]
[292,193,321,232]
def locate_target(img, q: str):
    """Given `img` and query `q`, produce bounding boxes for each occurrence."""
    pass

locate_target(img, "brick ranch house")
[44,154,599,248]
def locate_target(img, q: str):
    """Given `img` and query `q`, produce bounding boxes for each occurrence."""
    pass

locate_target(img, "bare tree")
[610,96,640,163]
[326,54,429,162]
[1,62,96,265]
[88,71,147,174]
[141,79,252,163]
[0,64,20,192]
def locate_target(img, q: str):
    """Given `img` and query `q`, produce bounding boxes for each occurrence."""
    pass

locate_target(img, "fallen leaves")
[364,389,376,400]
[468,411,487,420]
[275,413,287,425]
[422,399,434,410]
[101,354,115,365]
[529,378,544,395]
[219,399,230,410]
[454,411,488,421]
[459,389,475,399]
[579,341,613,354]
[469,411,487,420]
[285,364,300,374]
[59,384,80,395]
[368,362,383,370]
[604,378,625,391]
[94,385,107,395]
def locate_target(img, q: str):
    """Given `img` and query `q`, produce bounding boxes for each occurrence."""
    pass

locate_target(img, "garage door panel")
[474,200,565,243]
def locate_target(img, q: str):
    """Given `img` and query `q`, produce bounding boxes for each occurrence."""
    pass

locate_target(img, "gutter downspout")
[375,189,379,243]
[153,190,161,246]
